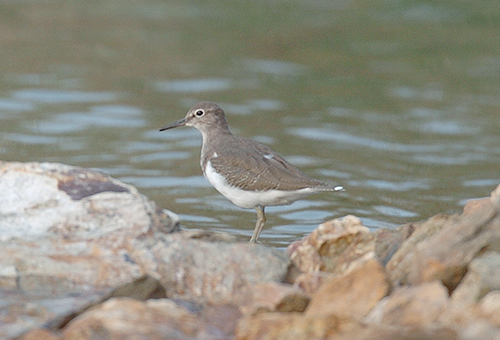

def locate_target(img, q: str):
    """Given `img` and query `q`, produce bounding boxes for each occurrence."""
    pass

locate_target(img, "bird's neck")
[199,126,233,168]
[200,123,232,146]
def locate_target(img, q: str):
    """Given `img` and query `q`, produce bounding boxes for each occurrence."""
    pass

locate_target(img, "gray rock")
[0,161,177,240]
[0,162,289,339]
[153,234,290,303]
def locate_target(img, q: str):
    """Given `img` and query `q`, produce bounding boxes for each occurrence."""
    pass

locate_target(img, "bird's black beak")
[159,118,186,131]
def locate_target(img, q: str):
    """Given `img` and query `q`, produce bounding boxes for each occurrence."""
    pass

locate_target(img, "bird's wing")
[209,138,328,191]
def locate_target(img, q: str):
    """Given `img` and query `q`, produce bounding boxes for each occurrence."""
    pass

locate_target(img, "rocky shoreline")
[1,161,499,339]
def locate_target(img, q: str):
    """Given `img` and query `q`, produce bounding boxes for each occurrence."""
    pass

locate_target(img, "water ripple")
[13,89,119,103]
[154,78,232,93]
[290,127,443,153]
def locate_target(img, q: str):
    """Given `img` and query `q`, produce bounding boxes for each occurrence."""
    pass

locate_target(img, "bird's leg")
[249,205,266,243]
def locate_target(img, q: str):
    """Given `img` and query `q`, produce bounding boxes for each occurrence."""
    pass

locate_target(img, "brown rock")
[236,311,459,340]
[459,321,500,340]
[199,303,242,336]
[1,232,288,338]
[236,310,458,340]
[293,271,333,295]
[0,296,64,340]
[238,282,310,315]
[305,257,390,319]
[385,213,455,283]
[62,297,230,340]
[386,184,500,289]
[47,275,167,330]
[463,197,491,215]
[21,328,60,340]
[352,324,457,340]
[235,312,362,340]
[451,252,500,306]
[366,281,449,327]
[478,291,500,327]
[288,215,375,274]
[373,223,415,265]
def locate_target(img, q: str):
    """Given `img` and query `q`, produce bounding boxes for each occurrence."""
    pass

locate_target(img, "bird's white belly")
[203,160,317,209]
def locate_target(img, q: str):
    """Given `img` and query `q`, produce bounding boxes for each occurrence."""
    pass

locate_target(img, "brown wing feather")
[209,137,330,191]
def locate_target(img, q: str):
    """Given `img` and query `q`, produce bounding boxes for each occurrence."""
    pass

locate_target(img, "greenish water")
[1,0,499,247]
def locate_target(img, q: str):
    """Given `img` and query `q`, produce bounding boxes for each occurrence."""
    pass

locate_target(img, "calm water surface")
[1,1,499,247]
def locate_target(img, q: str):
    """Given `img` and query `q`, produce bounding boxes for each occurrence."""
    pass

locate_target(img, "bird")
[160,101,344,242]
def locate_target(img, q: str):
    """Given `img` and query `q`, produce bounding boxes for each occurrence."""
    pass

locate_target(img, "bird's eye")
[195,109,205,117]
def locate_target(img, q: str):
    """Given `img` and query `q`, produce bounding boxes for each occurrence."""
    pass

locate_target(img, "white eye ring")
[195,109,205,117]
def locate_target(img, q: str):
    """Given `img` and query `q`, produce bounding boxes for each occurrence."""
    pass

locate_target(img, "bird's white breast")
[203,159,318,209]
